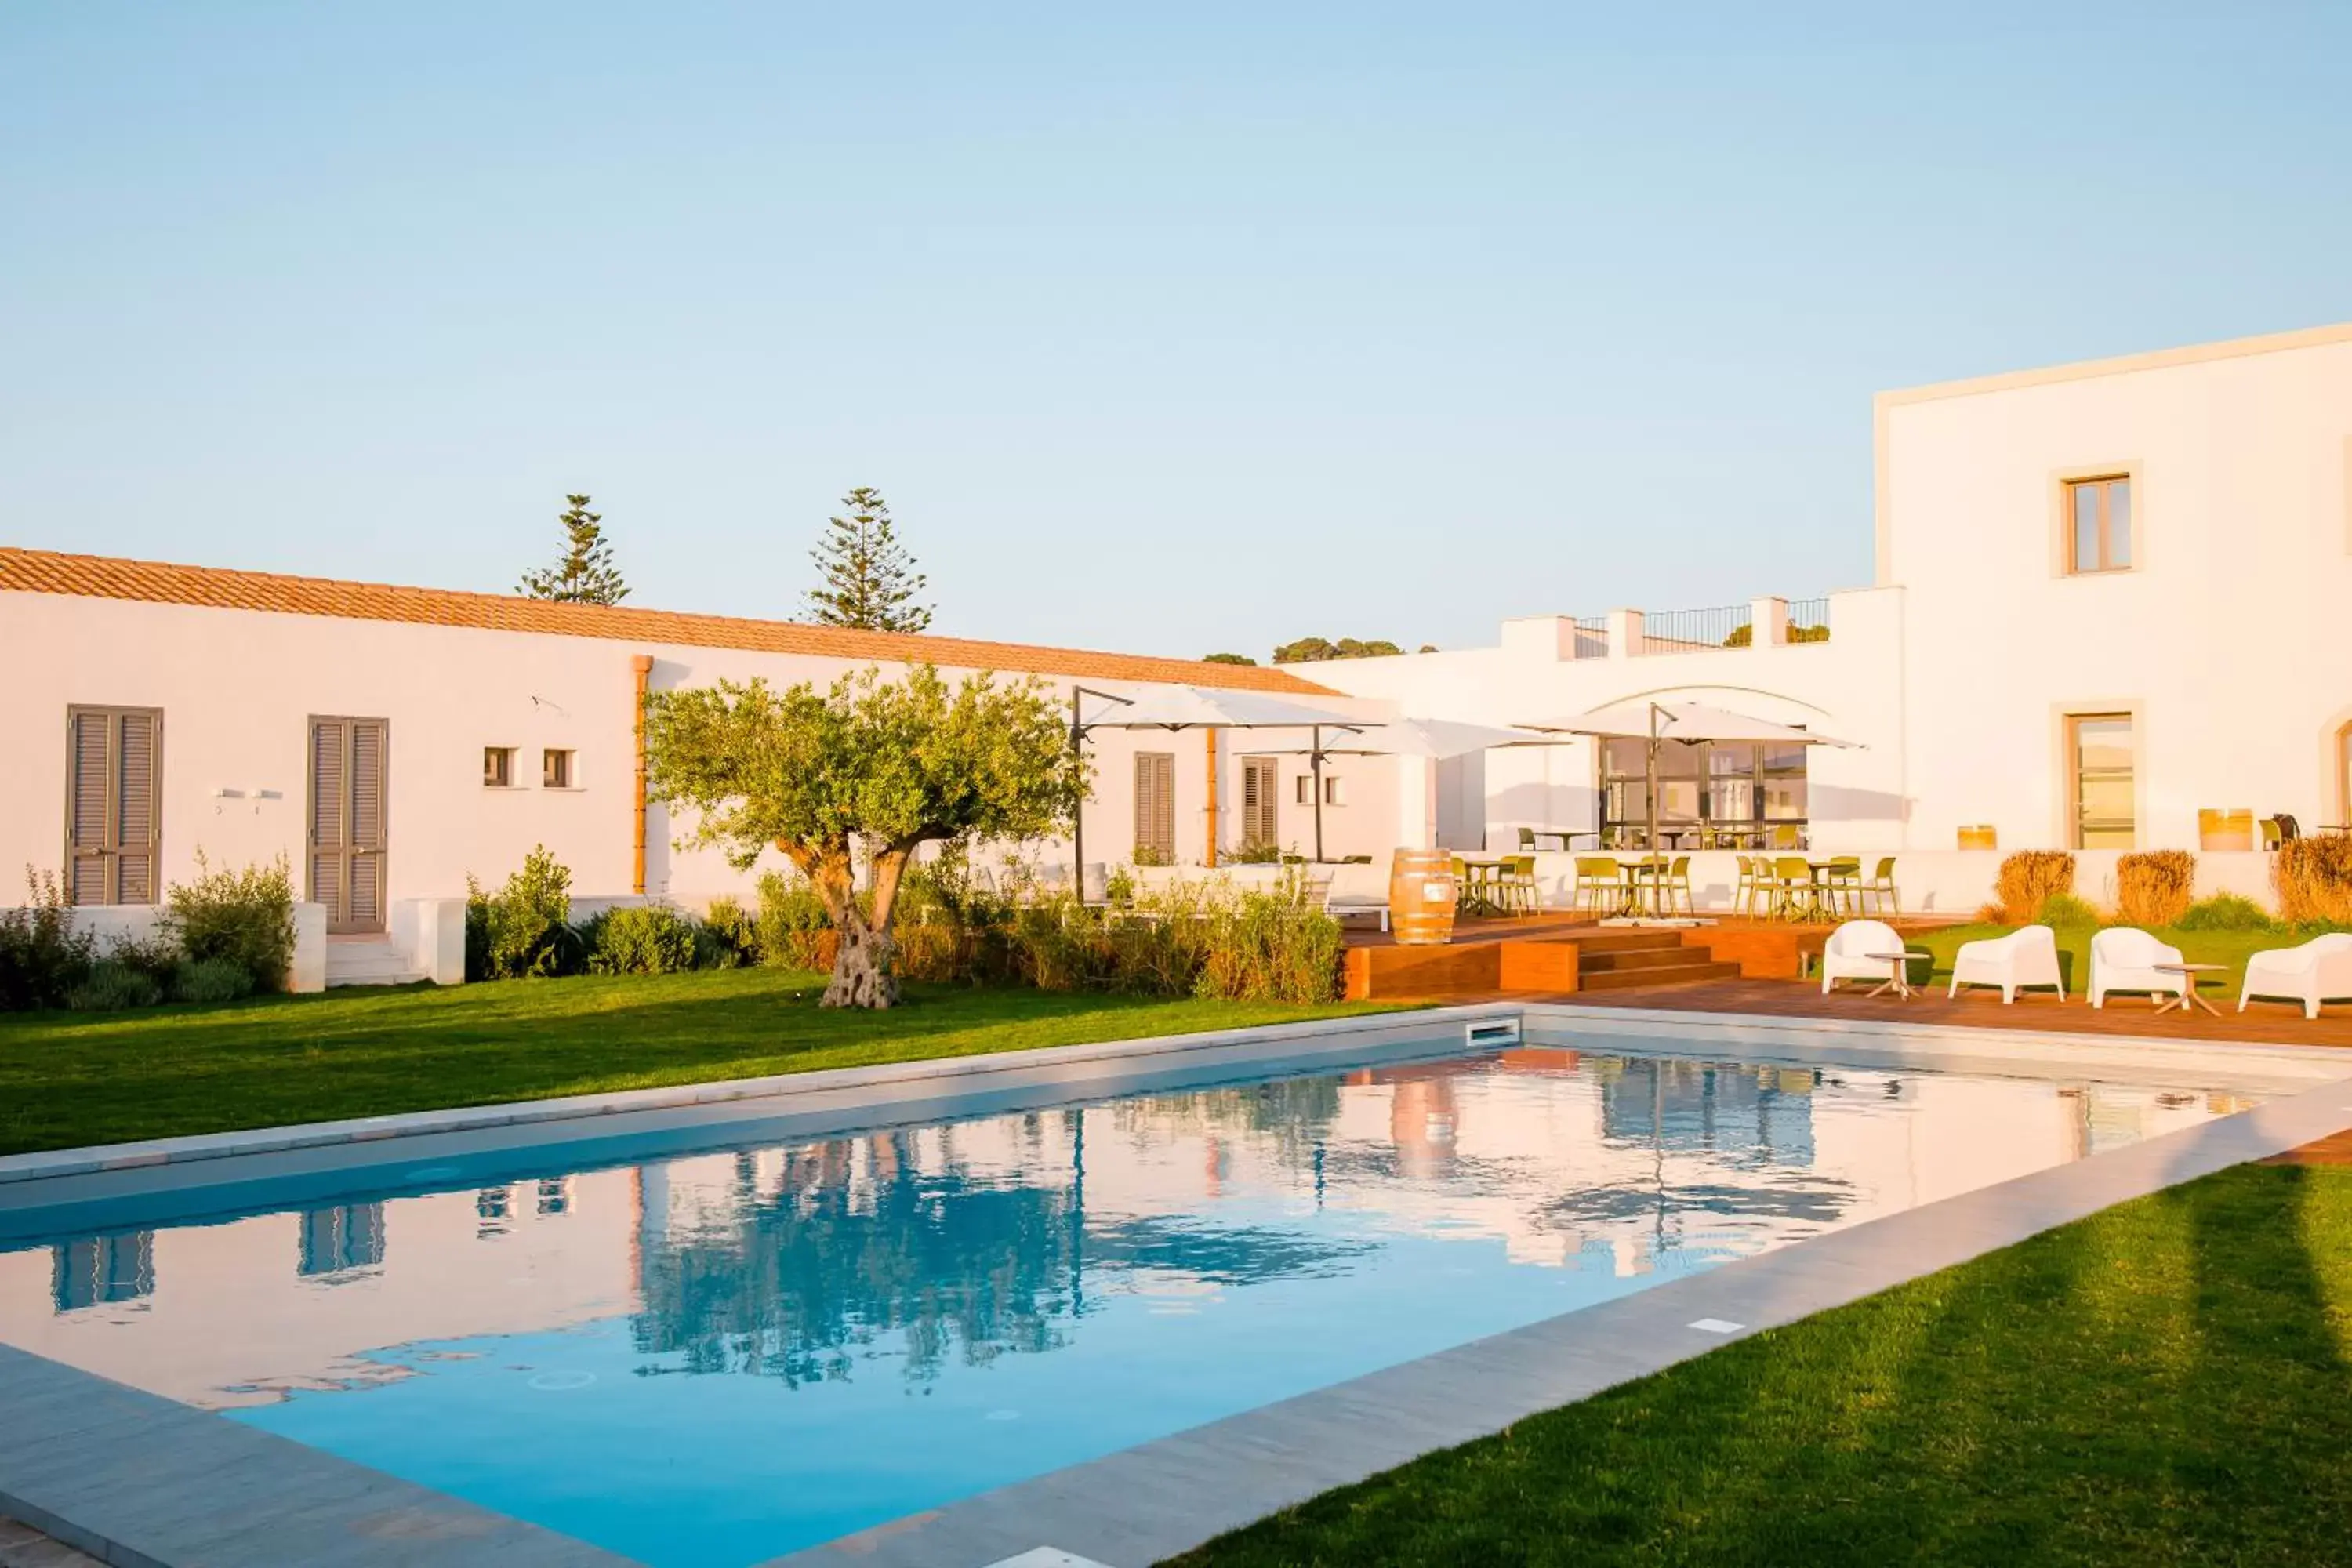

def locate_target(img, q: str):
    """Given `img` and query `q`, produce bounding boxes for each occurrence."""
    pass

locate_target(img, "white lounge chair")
[2238,933,2352,1020]
[1820,920,1906,994]
[2088,927,2187,1010]
[1947,924,2065,1004]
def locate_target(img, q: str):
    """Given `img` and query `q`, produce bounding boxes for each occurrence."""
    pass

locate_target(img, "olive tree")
[642,664,1078,1008]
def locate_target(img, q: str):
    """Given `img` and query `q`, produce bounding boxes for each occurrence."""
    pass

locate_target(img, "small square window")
[1294,775,1312,806]
[2065,476,2132,574]
[543,748,574,789]
[483,746,514,788]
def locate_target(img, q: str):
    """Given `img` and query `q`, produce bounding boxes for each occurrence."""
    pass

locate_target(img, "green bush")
[753,871,833,971]
[1194,876,1345,1003]
[693,898,751,968]
[2175,893,2277,932]
[103,930,183,989]
[2275,837,2352,925]
[0,869,95,1011]
[465,845,580,981]
[161,852,296,993]
[1000,876,1342,1004]
[2037,892,2103,931]
[171,956,256,1004]
[67,960,164,1011]
[584,905,701,975]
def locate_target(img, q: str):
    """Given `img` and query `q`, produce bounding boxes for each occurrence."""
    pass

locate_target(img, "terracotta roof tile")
[0,546,1336,695]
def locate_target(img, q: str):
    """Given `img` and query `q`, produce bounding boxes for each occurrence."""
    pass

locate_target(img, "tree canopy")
[518,494,629,604]
[805,487,932,633]
[641,664,1076,1007]
[1271,636,1405,664]
[1201,652,1258,666]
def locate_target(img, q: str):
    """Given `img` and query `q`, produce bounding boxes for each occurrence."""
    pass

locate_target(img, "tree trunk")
[823,907,900,1009]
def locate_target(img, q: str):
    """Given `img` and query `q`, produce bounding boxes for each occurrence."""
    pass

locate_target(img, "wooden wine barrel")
[1388,848,1459,946]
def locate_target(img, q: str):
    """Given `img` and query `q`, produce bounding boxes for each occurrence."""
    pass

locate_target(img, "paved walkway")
[0,1518,100,1568]
[1566,974,2352,1049]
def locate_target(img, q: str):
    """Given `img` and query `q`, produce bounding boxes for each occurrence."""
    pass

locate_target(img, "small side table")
[2152,962,2227,1017]
[1866,951,1927,999]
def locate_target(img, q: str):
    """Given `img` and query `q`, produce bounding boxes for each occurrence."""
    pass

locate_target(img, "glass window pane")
[1603,739,1647,777]
[2079,824,2136,848]
[2078,778,2135,819]
[2074,718,2134,771]
[1764,779,1807,820]
[2072,484,2101,571]
[1659,780,1701,820]
[2106,480,2131,568]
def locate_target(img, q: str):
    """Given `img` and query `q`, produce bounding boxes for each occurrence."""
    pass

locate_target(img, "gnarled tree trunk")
[797,840,916,1009]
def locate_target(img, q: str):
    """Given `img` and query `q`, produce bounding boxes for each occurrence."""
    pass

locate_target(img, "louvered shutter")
[1241,757,1279,848]
[114,711,157,903]
[1133,753,1174,861]
[67,711,111,904]
[349,720,387,929]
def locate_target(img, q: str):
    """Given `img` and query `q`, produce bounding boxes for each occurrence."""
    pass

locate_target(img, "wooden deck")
[1562,974,2352,1051]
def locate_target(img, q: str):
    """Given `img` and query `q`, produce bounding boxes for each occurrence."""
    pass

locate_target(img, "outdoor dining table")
[2151,962,2227,1017]
[1453,852,1512,916]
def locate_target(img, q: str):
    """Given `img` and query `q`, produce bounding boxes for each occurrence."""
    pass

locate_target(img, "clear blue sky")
[5,3,2348,660]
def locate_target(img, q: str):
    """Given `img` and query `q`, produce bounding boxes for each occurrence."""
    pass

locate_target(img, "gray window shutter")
[64,706,162,906]
[114,710,158,904]
[67,711,111,905]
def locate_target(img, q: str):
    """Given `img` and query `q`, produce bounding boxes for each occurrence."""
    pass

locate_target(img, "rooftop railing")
[1639,602,1752,655]
[1570,615,1609,659]
[1787,596,1831,643]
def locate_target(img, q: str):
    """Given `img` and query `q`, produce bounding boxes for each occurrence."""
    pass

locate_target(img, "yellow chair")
[1772,855,1817,921]
[1499,853,1540,915]
[1573,856,1626,916]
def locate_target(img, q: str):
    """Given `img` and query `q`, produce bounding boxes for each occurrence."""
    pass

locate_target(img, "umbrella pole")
[1069,690,1087,893]
[1645,705,1662,916]
[1311,725,1327,863]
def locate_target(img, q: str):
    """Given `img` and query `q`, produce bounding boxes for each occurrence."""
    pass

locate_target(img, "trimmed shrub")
[585,905,700,975]
[0,869,95,1011]
[2114,849,2194,927]
[2176,893,2277,932]
[466,845,580,981]
[1194,877,1345,1003]
[2275,837,2352,925]
[161,852,296,993]
[1995,851,2076,924]
[1000,876,1342,1004]
[67,960,163,1011]
[172,956,256,1004]
[753,872,833,971]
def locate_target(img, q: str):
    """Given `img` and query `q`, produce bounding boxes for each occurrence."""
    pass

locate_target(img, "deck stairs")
[1570,929,1742,991]
[325,935,426,988]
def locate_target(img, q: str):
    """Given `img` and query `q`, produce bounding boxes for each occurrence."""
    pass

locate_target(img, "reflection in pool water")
[0,1047,2257,1566]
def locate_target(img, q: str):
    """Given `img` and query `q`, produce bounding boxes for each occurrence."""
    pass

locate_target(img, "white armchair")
[2238,933,2352,1020]
[1948,924,2065,1004]
[1820,920,1906,994]
[2089,927,2186,1010]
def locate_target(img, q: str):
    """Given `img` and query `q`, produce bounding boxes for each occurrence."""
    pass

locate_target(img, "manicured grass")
[1902,921,2297,1004]
[0,969,1403,1156]
[1177,1160,2352,1567]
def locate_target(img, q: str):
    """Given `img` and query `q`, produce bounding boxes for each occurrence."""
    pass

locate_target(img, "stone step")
[325,941,425,988]
[1578,944,1715,973]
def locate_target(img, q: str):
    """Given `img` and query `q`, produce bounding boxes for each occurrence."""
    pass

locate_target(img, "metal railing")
[1638,602,1751,655]
[1570,615,1608,659]
[1786,597,1831,643]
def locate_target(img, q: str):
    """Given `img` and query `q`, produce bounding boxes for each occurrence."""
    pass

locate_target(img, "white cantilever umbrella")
[1519,701,1859,877]
[1065,685,1359,878]
[1253,717,1555,861]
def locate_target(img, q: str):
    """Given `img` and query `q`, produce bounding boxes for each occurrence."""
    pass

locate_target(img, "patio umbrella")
[1066,685,1359,880]
[1519,701,1859,884]
[1254,717,1555,861]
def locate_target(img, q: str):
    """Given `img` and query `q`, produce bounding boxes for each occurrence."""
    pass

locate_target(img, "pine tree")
[804,487,932,633]
[518,494,630,605]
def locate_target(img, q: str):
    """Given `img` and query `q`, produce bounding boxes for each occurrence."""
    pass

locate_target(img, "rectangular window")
[483,746,514,788]
[2069,713,2136,848]
[299,1205,387,1277]
[2066,476,2132,574]
[64,706,162,906]
[1597,737,1807,846]
[1132,751,1175,863]
[1240,757,1280,850]
[542,748,574,789]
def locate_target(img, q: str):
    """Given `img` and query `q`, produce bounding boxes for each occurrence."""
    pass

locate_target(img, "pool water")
[0,1043,2258,1566]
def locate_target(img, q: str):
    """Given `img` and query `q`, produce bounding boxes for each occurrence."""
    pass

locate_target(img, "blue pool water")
[0,1040,2256,1566]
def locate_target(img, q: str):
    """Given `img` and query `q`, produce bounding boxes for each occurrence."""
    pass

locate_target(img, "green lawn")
[0,969,1401,1156]
[1176,1160,2352,1567]
[1899,921,2298,1005]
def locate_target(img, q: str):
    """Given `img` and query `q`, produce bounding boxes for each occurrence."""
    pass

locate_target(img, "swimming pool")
[0,1037,2263,1566]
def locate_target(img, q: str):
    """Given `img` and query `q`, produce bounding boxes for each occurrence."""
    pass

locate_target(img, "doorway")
[308,717,389,933]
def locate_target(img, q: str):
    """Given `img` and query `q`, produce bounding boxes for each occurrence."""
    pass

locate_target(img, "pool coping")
[5,1000,2350,1567]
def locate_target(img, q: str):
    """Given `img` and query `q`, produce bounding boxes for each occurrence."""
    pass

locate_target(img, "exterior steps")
[325,937,426,988]
[1573,930,1742,991]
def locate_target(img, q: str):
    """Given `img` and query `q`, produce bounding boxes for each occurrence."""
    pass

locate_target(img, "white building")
[5,320,2348,964]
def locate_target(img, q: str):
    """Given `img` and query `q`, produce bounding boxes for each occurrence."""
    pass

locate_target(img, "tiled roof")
[0,546,1336,695]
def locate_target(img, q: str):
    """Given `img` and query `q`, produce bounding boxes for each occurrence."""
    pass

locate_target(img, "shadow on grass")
[1172,1163,2352,1567]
